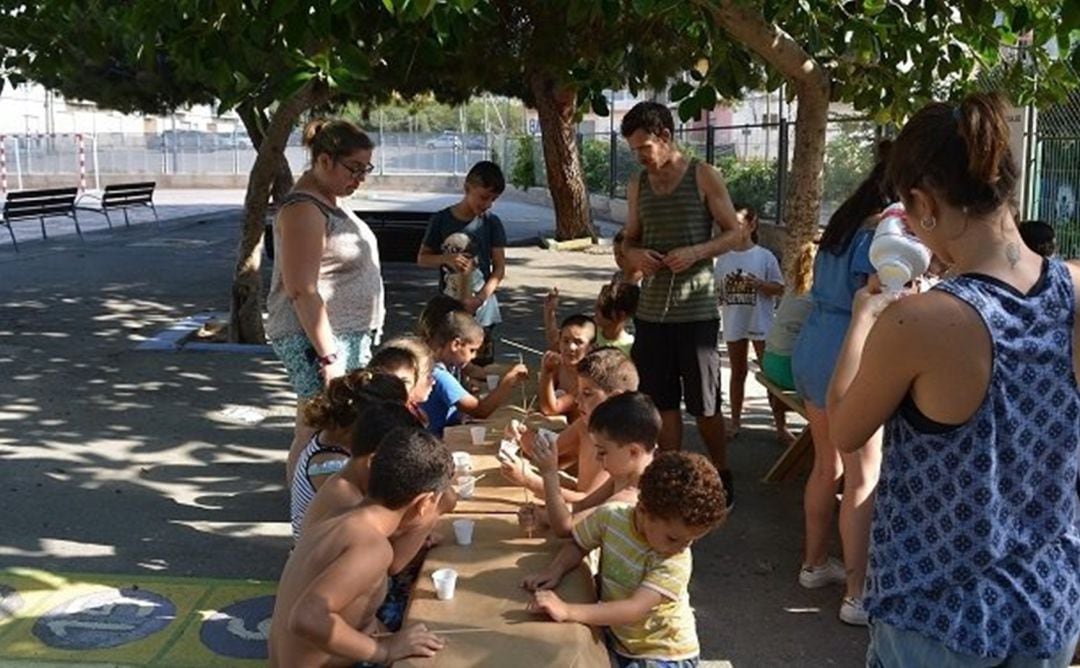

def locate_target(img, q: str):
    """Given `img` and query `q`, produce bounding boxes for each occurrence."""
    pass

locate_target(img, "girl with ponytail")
[827,92,1080,664]
[290,369,407,541]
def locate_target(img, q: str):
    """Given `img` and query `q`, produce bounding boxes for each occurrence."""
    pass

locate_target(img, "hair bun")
[302,119,328,148]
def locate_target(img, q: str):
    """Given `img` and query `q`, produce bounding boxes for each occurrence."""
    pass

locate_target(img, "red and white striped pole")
[76,133,86,192]
[0,135,7,194]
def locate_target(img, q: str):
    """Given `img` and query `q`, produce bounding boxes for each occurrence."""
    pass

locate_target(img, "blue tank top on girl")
[790,228,875,407]
[866,259,1080,659]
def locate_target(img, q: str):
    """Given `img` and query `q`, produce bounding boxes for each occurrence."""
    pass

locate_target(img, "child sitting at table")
[300,402,423,535]
[523,451,727,668]
[538,313,596,417]
[420,311,528,436]
[369,336,436,425]
[290,370,409,542]
[502,347,638,504]
[525,392,659,538]
[269,427,452,667]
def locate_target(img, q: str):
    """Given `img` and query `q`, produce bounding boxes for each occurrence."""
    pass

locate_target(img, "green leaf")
[669,80,693,101]
[695,84,717,110]
[591,93,609,116]
[677,96,699,123]
[862,0,886,16]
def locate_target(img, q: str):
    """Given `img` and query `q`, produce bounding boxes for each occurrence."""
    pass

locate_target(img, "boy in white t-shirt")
[713,206,784,437]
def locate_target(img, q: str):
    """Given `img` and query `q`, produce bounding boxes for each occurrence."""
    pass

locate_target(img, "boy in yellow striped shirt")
[523,452,727,667]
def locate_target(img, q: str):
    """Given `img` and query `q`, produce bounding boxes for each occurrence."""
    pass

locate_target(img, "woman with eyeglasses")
[266,118,385,485]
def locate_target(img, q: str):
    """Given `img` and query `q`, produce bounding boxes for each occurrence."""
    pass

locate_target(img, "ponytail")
[302,369,408,430]
[886,91,1017,218]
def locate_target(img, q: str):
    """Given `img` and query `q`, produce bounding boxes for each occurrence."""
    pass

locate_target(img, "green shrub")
[581,138,611,194]
[509,134,536,190]
[715,156,777,214]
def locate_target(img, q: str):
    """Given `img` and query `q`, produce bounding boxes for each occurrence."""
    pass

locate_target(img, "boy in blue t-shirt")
[420,311,528,436]
[417,161,508,366]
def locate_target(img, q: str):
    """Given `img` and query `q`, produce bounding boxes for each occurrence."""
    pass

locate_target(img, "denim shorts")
[604,629,699,668]
[867,620,1080,668]
[271,330,376,399]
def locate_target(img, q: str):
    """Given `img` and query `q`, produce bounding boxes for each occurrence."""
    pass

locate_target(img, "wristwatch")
[316,351,339,367]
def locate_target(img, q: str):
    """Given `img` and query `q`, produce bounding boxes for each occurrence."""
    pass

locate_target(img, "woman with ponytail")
[265,119,386,485]
[791,140,891,626]
[290,369,407,541]
[828,92,1080,665]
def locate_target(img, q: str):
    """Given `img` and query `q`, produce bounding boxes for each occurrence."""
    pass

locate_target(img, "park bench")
[756,371,814,482]
[1,187,82,252]
[76,181,159,229]
[265,209,433,263]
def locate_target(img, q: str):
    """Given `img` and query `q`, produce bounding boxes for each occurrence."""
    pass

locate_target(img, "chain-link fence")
[0,129,509,191]
[1032,85,1080,258]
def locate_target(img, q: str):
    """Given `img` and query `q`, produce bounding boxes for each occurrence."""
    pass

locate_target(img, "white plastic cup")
[452,450,472,474]
[470,426,487,445]
[457,475,477,499]
[486,374,500,391]
[432,568,458,600]
[452,519,475,546]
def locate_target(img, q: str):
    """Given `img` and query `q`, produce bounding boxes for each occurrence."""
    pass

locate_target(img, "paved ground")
[0,193,867,666]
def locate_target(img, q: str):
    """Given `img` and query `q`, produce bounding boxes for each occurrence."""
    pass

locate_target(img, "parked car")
[464,134,488,150]
[426,132,462,149]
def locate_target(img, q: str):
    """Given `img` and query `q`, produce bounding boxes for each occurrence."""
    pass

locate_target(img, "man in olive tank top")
[620,102,744,508]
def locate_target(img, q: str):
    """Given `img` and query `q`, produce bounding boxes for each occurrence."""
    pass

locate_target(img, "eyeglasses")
[338,159,375,177]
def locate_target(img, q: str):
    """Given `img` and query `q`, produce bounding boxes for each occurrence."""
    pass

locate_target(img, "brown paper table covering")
[396,514,608,667]
[446,451,541,515]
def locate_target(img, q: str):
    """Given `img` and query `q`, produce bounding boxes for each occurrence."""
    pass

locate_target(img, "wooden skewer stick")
[501,337,546,356]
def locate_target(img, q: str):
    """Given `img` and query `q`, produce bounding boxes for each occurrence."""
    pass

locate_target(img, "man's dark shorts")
[631,318,722,417]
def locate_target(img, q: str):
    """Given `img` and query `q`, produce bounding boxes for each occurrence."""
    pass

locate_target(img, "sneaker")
[839,596,869,626]
[798,557,846,589]
[718,469,735,512]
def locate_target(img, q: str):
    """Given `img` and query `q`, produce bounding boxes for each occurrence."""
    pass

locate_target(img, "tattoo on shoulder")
[1005,242,1020,268]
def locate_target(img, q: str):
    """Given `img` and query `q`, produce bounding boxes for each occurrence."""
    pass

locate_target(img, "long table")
[396,514,609,667]
[395,420,609,666]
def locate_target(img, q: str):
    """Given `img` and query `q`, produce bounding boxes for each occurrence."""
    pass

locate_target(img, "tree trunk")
[237,103,295,204]
[228,79,329,343]
[703,0,830,286]
[529,74,596,242]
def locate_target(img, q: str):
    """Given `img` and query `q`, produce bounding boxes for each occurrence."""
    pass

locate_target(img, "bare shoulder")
[278,199,325,231]
[694,160,722,190]
[876,290,982,354]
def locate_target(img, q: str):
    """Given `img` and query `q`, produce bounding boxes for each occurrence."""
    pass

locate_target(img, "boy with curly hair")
[523,451,727,667]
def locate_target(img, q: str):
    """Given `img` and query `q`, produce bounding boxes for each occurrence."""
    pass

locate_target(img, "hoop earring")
[920,216,937,231]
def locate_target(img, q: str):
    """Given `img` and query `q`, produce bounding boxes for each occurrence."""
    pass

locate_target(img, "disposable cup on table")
[470,426,487,445]
[457,475,477,499]
[486,374,500,391]
[432,568,458,600]
[452,518,475,545]
[452,451,472,474]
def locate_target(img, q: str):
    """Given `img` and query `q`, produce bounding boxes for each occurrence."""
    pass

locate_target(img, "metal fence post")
[609,131,617,199]
[705,122,715,165]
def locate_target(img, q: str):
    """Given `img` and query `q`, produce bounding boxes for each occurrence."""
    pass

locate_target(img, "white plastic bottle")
[869,203,932,292]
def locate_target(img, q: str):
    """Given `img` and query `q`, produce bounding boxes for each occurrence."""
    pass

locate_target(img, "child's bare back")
[301,469,366,537]
[270,508,393,667]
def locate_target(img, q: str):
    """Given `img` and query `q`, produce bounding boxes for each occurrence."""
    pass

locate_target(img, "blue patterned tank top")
[865,259,1080,659]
